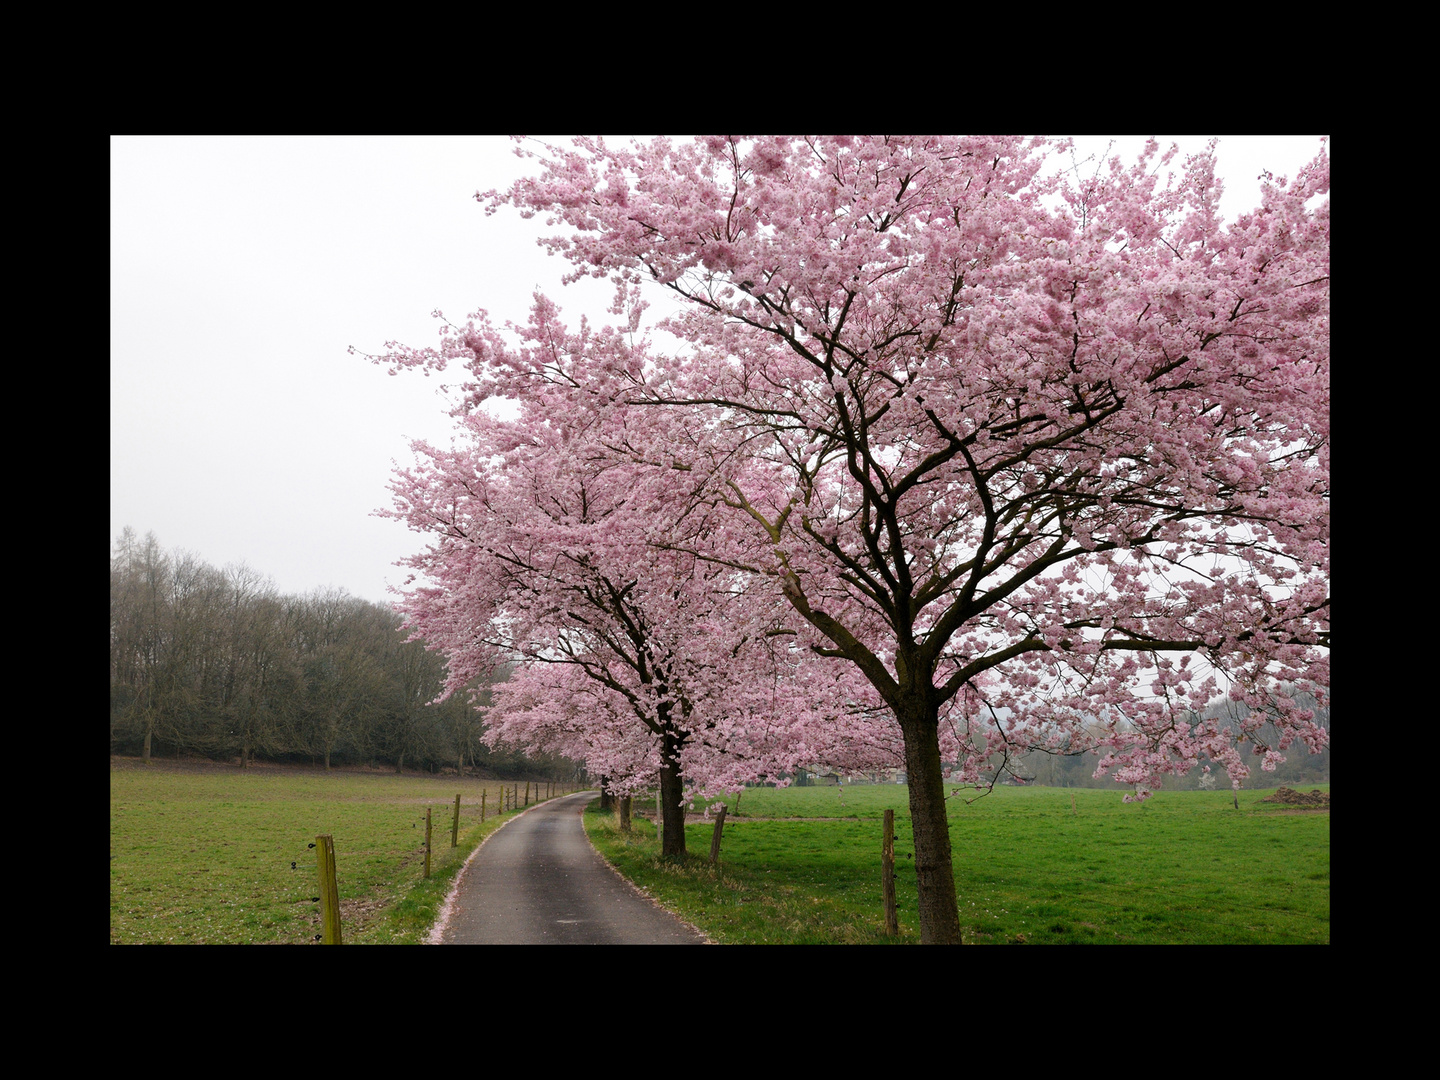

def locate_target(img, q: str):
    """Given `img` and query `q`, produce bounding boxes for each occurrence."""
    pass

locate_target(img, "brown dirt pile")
[1259,786,1330,808]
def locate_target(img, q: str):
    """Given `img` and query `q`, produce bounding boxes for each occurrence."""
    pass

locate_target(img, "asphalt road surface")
[436,791,708,945]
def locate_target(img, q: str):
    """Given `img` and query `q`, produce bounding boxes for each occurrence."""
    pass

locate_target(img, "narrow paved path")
[435,791,707,945]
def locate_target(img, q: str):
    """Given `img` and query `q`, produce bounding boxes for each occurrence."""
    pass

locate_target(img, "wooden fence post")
[316,834,342,945]
[709,804,728,867]
[882,809,899,936]
[481,790,486,822]
[425,808,432,879]
[524,781,530,807]
[451,794,461,847]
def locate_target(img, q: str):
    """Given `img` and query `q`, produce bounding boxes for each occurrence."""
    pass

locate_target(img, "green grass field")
[112,761,1328,944]
[583,784,1330,944]
[109,759,559,944]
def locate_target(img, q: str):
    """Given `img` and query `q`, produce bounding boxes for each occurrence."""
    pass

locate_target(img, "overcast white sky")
[110,135,1327,605]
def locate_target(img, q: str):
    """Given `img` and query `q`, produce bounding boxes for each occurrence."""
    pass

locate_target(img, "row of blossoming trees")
[368,136,1330,944]
[108,528,547,776]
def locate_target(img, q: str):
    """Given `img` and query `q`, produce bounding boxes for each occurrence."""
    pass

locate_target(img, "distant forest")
[112,529,1328,789]
[109,529,564,778]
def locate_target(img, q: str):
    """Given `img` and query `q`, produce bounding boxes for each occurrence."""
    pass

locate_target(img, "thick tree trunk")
[659,727,686,858]
[896,698,963,945]
[395,750,404,774]
[619,795,631,832]
[324,747,332,771]
[599,777,614,812]
[142,728,152,764]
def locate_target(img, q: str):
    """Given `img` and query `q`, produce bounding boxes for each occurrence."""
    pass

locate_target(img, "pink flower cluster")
[367,136,1328,938]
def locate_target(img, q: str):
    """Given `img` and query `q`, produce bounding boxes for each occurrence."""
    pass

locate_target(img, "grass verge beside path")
[110,759,557,944]
[582,785,1330,944]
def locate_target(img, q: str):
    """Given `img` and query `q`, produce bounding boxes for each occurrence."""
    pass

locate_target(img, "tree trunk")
[659,726,686,858]
[599,777,614,812]
[396,749,404,775]
[619,795,631,832]
[896,698,963,945]
[142,727,152,764]
[324,747,332,771]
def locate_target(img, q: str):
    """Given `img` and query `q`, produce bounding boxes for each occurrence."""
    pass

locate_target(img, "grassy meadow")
[110,758,559,944]
[112,759,1328,945]
[583,783,1330,944]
